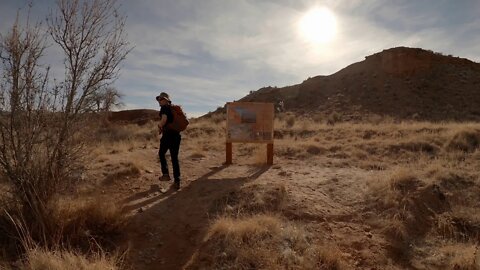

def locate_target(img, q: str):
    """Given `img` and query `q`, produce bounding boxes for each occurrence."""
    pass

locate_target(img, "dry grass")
[364,156,479,266]
[102,161,142,185]
[435,243,480,270]
[8,114,473,269]
[193,178,344,269]
[50,196,126,249]
[0,197,125,270]
[19,248,120,270]
[212,183,287,217]
[91,121,159,157]
[189,215,344,270]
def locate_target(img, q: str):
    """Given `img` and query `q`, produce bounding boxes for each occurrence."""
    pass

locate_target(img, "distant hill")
[213,47,480,121]
[108,109,159,124]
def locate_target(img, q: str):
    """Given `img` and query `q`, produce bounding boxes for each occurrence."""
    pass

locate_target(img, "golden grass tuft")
[102,161,141,185]
[445,128,480,152]
[440,243,480,270]
[189,215,344,270]
[389,168,424,194]
[20,248,120,270]
[213,183,287,217]
[50,196,126,249]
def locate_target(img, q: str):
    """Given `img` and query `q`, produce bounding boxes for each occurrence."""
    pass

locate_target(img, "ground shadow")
[120,164,271,270]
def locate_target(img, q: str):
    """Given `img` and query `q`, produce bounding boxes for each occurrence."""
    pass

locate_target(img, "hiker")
[156,92,181,190]
[276,100,285,112]
[279,100,285,112]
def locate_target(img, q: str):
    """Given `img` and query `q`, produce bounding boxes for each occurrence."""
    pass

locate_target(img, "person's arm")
[158,114,167,134]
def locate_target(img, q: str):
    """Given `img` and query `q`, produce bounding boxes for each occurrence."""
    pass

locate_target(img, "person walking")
[156,92,181,190]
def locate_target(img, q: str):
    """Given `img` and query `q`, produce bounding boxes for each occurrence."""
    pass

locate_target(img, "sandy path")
[118,150,272,269]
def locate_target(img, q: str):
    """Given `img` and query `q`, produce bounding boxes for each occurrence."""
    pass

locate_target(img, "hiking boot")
[159,174,171,181]
[173,181,180,190]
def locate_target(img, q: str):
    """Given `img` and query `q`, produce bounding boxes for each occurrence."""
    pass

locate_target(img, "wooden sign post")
[225,102,274,165]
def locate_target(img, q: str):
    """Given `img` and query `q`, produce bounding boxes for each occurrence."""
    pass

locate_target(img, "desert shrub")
[445,129,480,152]
[306,145,326,155]
[19,248,120,270]
[285,115,295,128]
[188,215,344,270]
[326,112,341,126]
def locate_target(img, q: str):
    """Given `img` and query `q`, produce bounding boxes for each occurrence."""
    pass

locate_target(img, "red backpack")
[167,105,189,132]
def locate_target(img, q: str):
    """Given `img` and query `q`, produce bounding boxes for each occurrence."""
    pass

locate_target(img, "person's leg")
[159,136,170,178]
[170,133,181,187]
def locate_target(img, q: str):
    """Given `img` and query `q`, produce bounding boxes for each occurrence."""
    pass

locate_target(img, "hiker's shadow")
[121,164,269,213]
[121,163,271,269]
[121,184,174,213]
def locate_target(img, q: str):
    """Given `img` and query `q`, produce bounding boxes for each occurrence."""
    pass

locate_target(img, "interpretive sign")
[226,102,274,143]
[225,102,274,164]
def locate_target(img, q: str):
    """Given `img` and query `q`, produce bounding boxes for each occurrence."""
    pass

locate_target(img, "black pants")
[159,132,181,182]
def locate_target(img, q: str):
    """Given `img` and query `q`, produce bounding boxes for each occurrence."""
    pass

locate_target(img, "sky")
[1,0,480,117]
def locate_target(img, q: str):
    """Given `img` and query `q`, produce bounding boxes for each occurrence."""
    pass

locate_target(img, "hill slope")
[239,47,480,121]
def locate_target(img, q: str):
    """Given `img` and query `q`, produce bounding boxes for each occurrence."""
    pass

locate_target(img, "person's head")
[156,92,171,106]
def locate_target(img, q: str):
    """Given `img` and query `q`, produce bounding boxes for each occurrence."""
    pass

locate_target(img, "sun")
[298,7,337,44]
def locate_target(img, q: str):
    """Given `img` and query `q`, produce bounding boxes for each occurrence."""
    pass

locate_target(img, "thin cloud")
[1,0,479,116]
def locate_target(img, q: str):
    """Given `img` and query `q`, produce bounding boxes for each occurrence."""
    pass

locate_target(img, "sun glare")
[299,7,337,44]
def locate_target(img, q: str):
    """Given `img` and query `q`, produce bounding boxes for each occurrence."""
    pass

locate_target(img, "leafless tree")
[90,86,124,112]
[0,0,130,246]
[0,12,54,244]
[47,0,130,169]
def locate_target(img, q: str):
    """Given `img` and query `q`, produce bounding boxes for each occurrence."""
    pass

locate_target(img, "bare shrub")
[0,0,130,251]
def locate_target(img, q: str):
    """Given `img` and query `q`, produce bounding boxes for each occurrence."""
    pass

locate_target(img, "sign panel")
[226,102,274,143]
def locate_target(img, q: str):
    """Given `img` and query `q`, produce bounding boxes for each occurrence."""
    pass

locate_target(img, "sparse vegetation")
[19,248,121,270]
[189,215,344,270]
[0,0,130,267]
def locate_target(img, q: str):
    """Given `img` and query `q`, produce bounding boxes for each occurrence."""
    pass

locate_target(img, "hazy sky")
[1,0,480,116]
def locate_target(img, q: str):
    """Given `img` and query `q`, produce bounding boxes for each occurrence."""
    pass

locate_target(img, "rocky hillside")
[237,47,480,121]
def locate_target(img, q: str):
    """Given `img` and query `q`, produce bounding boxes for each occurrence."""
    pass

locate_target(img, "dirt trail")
[101,146,386,269]
[119,153,271,269]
